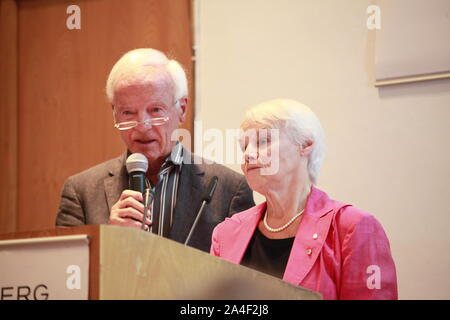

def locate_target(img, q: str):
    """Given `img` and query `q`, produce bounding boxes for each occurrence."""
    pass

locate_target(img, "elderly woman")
[210,99,397,300]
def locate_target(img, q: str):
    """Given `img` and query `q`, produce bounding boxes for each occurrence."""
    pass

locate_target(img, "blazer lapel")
[283,187,335,285]
[104,152,128,212]
[233,203,266,263]
[169,157,205,243]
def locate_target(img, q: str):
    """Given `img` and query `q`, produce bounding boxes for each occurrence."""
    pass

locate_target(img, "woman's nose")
[244,145,258,163]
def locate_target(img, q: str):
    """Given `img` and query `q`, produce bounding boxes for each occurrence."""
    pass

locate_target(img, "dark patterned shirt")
[149,143,183,237]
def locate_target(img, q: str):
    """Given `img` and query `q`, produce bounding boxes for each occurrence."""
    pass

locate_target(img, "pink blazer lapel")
[283,187,335,285]
[227,202,266,264]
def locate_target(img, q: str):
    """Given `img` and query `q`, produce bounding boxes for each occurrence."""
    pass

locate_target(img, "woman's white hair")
[242,99,326,185]
[105,48,188,103]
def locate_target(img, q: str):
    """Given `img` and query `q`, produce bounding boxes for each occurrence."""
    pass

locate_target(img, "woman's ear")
[300,140,314,157]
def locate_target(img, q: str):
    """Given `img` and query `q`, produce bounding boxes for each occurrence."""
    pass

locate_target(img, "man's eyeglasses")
[113,100,180,131]
[112,101,178,131]
[114,117,169,131]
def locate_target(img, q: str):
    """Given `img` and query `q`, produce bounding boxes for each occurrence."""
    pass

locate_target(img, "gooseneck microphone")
[126,153,148,194]
[184,176,219,246]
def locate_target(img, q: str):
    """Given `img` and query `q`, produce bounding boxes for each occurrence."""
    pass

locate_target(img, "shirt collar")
[169,142,183,166]
[158,142,183,175]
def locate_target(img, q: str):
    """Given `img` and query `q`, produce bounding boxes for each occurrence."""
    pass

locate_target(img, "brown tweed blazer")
[56,149,255,252]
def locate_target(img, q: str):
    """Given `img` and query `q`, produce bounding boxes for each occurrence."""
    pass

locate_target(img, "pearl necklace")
[263,209,304,233]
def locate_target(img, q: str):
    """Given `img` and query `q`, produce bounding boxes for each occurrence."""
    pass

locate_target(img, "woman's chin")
[247,179,268,196]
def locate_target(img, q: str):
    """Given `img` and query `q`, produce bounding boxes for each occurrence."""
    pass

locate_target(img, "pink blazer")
[210,186,398,300]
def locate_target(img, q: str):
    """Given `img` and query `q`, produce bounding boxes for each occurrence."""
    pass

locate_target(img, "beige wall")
[196,0,450,299]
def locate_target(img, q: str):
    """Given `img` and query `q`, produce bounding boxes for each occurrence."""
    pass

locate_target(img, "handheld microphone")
[184,176,219,246]
[126,153,148,194]
[126,153,151,230]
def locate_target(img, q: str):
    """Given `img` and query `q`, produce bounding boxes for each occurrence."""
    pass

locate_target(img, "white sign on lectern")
[0,235,89,300]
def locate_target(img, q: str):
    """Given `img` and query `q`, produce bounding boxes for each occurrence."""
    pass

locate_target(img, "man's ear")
[178,97,188,122]
[300,139,314,157]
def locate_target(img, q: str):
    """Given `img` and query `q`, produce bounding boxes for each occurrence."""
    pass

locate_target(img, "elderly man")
[56,48,254,252]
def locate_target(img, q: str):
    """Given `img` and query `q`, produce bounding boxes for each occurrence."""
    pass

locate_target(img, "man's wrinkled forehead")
[112,69,175,104]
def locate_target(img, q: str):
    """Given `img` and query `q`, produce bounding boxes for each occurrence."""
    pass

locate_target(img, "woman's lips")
[246,166,261,172]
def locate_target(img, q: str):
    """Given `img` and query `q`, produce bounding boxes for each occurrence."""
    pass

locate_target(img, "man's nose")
[135,115,154,132]
[134,123,149,133]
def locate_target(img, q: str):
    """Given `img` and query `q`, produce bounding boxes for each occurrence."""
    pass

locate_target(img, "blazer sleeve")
[228,177,255,216]
[55,177,85,226]
[339,211,398,300]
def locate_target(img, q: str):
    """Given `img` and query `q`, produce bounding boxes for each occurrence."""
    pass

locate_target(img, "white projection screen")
[375,0,450,86]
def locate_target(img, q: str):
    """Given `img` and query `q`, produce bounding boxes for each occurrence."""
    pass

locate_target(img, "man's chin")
[141,151,159,162]
[129,146,158,160]
[131,148,170,165]
[128,142,174,165]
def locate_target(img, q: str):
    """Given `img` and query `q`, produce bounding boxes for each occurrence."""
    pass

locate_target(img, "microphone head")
[126,153,148,173]
[203,176,218,204]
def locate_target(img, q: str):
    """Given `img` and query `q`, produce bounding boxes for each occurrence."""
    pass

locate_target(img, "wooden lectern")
[0,225,321,300]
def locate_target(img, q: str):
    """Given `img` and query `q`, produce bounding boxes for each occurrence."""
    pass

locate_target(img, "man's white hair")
[105,48,188,103]
[242,99,326,185]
